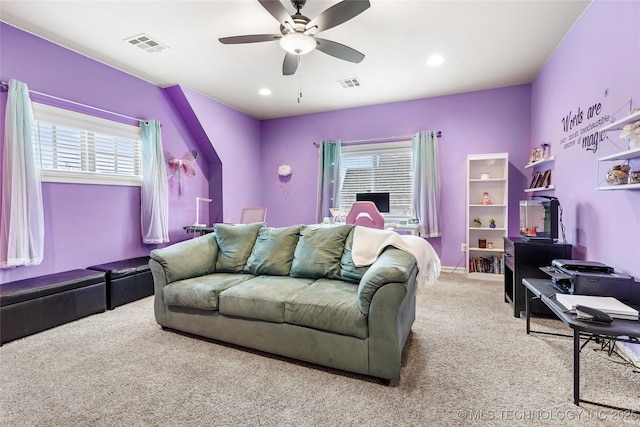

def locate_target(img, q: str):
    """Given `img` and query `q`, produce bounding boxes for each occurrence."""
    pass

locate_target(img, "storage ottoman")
[0,269,106,345]
[87,256,153,309]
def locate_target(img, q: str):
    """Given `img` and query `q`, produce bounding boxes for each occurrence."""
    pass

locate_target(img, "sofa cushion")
[340,229,370,284]
[214,223,264,273]
[290,224,352,280]
[284,278,368,339]
[244,225,301,276]
[219,276,313,323]
[164,273,254,311]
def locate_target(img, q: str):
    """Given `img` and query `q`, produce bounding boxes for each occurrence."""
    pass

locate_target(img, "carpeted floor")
[1,273,638,426]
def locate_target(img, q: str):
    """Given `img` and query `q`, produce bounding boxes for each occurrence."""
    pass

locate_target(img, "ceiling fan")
[219,0,371,76]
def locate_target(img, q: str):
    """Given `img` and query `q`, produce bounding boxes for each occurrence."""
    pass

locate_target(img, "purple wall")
[531,0,640,278]
[260,85,532,268]
[2,0,638,283]
[0,23,261,283]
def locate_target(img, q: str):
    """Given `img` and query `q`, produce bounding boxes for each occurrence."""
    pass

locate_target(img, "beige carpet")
[1,273,639,426]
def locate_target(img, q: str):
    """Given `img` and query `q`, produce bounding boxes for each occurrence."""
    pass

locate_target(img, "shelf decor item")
[479,238,487,249]
[480,172,490,180]
[489,219,496,228]
[473,218,482,227]
[606,163,630,185]
[619,109,640,149]
[480,192,493,205]
[628,170,640,184]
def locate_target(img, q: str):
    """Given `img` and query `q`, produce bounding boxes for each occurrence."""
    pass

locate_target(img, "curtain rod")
[313,131,442,147]
[0,80,145,124]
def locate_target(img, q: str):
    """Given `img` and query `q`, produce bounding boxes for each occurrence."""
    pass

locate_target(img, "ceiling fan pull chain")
[297,56,303,104]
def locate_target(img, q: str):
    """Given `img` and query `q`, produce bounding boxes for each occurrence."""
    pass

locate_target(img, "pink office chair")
[345,201,385,229]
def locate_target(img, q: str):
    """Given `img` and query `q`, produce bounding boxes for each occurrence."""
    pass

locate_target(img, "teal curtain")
[412,131,441,237]
[0,79,44,268]
[141,120,169,244]
[316,140,341,223]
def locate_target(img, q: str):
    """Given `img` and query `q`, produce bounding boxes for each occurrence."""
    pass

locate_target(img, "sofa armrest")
[150,233,218,284]
[357,247,417,315]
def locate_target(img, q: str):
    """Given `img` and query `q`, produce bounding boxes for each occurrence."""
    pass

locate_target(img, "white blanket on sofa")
[351,226,441,287]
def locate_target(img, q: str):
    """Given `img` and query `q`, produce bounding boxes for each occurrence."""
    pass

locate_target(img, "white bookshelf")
[466,153,509,281]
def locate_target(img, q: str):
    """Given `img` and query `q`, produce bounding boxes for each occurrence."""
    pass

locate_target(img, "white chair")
[240,207,267,224]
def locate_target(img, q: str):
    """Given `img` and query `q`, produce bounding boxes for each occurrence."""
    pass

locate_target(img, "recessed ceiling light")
[426,55,444,67]
[259,88,272,96]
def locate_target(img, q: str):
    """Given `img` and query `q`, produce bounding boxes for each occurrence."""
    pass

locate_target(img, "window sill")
[40,170,142,186]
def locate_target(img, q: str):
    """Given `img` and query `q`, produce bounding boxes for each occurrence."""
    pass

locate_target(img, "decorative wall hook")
[278,164,292,177]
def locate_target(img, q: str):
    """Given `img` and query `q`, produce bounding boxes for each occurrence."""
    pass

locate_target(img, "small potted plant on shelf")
[473,218,482,227]
[489,219,496,228]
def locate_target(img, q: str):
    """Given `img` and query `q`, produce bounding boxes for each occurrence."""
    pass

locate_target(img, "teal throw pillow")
[245,225,301,276]
[340,228,370,284]
[214,222,265,273]
[290,224,353,279]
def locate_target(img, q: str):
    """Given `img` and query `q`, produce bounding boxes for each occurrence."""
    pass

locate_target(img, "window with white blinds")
[339,141,414,217]
[31,103,142,186]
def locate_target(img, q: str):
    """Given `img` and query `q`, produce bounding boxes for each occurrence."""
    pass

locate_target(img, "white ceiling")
[1,0,591,120]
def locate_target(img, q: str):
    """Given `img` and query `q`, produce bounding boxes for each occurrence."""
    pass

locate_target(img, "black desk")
[523,278,640,413]
[183,225,215,235]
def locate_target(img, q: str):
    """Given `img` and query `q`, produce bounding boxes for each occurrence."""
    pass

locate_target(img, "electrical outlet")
[461,243,467,252]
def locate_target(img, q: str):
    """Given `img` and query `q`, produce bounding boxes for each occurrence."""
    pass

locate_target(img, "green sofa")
[149,223,419,382]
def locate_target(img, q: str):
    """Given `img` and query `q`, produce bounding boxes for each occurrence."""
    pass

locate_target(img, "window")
[339,141,414,217]
[31,103,142,186]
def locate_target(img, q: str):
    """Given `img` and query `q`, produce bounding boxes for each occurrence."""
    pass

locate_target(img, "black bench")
[0,269,106,345]
[87,256,153,310]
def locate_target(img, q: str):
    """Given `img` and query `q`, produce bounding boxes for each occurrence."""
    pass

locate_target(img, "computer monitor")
[355,192,390,213]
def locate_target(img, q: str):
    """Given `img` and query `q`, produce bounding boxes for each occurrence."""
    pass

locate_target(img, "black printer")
[540,259,639,303]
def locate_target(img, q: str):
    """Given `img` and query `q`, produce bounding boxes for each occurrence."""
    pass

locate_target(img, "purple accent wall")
[0,23,261,283]
[260,86,532,268]
[531,0,640,278]
[1,0,638,282]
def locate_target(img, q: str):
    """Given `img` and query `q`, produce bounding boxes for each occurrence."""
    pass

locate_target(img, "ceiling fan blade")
[283,52,298,76]
[219,34,282,44]
[258,0,294,27]
[307,0,371,33]
[315,38,365,63]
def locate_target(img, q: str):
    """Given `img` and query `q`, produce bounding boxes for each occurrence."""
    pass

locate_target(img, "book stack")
[555,294,639,321]
[469,255,504,275]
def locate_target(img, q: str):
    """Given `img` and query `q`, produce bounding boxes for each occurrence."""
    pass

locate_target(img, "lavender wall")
[531,0,640,278]
[260,85,532,268]
[0,23,261,283]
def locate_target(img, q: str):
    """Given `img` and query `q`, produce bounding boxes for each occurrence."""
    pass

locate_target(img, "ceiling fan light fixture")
[279,32,317,55]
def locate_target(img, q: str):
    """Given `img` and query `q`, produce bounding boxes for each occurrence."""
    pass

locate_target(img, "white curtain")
[412,131,441,238]
[0,79,45,268]
[140,120,169,244]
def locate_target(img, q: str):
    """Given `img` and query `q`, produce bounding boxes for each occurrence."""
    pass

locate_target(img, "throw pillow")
[244,225,301,276]
[340,228,370,284]
[290,224,353,279]
[214,222,265,273]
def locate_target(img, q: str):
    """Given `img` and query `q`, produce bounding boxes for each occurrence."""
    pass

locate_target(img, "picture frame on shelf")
[529,171,541,189]
[540,169,551,187]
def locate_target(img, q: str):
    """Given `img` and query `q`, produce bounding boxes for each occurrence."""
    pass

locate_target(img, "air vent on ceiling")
[338,78,361,89]
[124,34,168,53]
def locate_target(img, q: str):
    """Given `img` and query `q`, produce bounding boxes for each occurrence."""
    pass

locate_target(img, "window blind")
[339,141,414,217]
[31,103,142,186]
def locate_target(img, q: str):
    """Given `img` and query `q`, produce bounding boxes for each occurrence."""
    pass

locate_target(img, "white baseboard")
[439,266,466,274]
